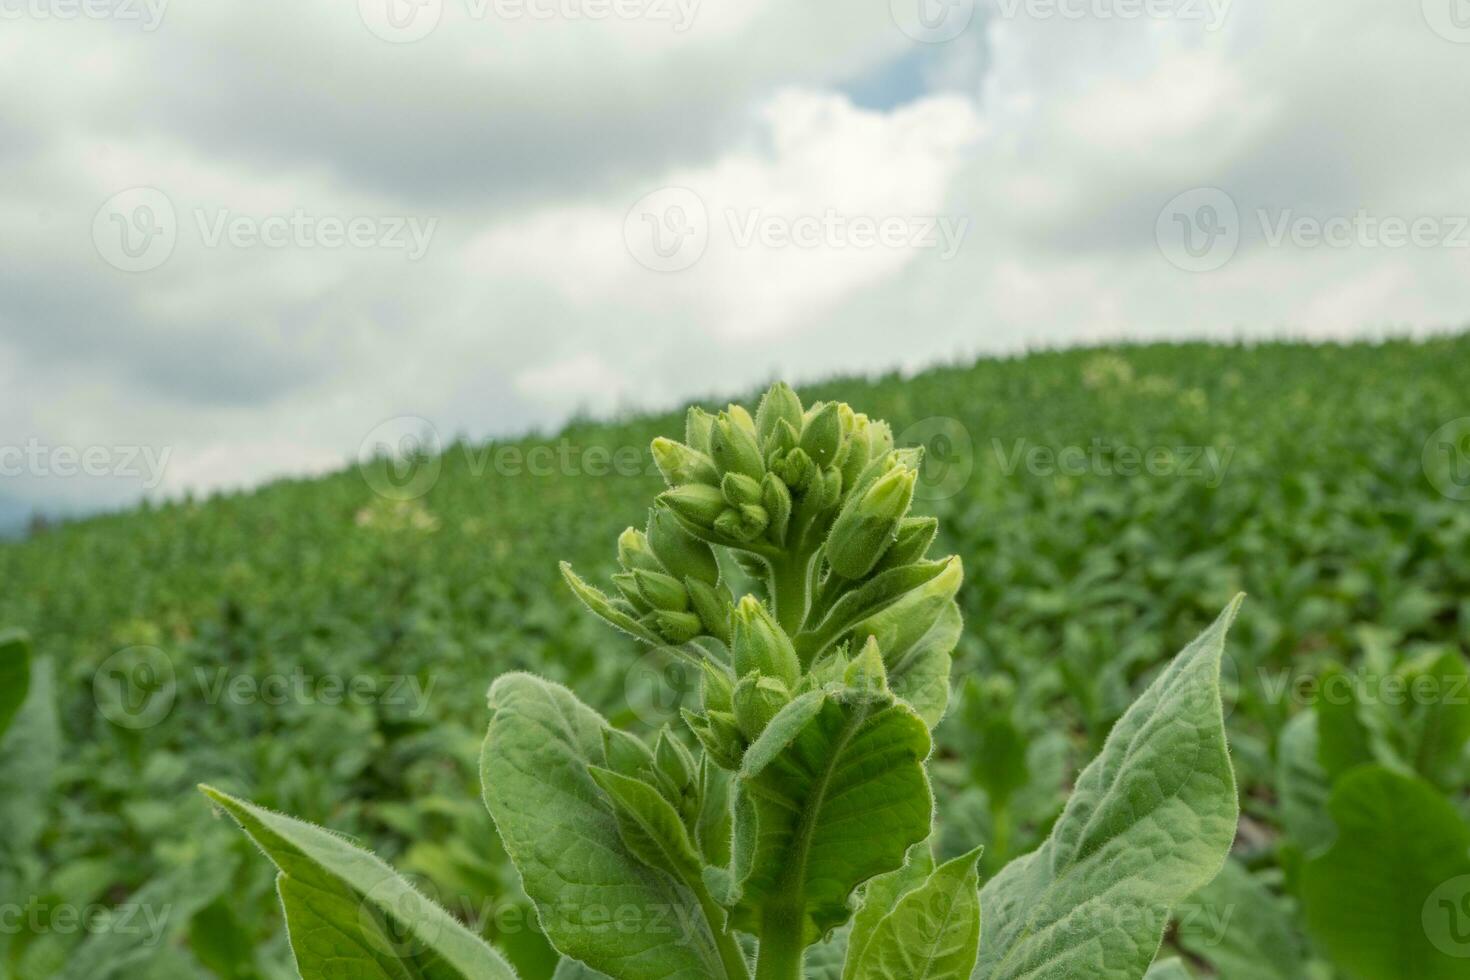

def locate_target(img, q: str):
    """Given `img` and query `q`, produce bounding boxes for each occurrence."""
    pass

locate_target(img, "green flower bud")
[844,635,890,696]
[732,673,791,741]
[654,727,698,794]
[700,659,734,713]
[850,446,923,506]
[840,414,875,489]
[826,464,917,579]
[710,412,765,481]
[617,527,664,574]
[756,382,804,447]
[766,418,800,462]
[873,516,938,573]
[650,437,719,487]
[772,446,814,492]
[685,406,715,454]
[602,727,655,779]
[731,595,800,688]
[661,484,727,528]
[721,472,763,507]
[646,506,718,586]
[633,569,689,612]
[714,505,769,542]
[760,473,792,546]
[799,401,844,467]
[686,578,733,645]
[649,610,703,644]
[611,572,652,613]
[683,708,744,771]
[726,403,758,440]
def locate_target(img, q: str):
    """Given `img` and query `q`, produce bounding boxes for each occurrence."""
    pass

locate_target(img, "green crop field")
[3,336,1469,979]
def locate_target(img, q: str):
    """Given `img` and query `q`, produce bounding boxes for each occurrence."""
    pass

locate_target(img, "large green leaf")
[729,685,934,945]
[845,848,983,980]
[480,673,727,980]
[0,654,58,869]
[975,598,1242,980]
[201,786,518,980]
[1301,766,1470,980]
[1275,711,1333,854]
[842,841,936,978]
[849,559,963,728]
[1177,858,1303,980]
[0,629,29,741]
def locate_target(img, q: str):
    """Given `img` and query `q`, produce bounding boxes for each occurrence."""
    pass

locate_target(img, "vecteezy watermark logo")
[890,0,976,43]
[1157,187,1240,273]
[625,646,701,727]
[1423,0,1470,43]
[358,870,448,958]
[358,417,444,502]
[359,0,443,42]
[94,646,177,730]
[993,437,1236,487]
[93,187,178,273]
[0,439,172,488]
[897,417,975,501]
[992,0,1232,31]
[0,0,169,30]
[625,187,709,273]
[93,187,438,272]
[1425,875,1470,957]
[1424,418,1470,502]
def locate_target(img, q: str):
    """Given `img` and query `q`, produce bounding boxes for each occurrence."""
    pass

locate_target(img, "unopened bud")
[721,472,763,507]
[661,484,727,528]
[756,382,804,447]
[761,473,792,546]
[700,660,734,713]
[773,447,814,492]
[873,516,938,573]
[611,572,651,613]
[651,437,719,487]
[685,406,716,454]
[731,596,800,688]
[686,579,733,645]
[714,505,769,542]
[649,610,703,644]
[633,569,689,612]
[826,465,917,579]
[647,506,718,586]
[799,401,844,467]
[617,527,664,574]
[710,413,766,481]
[654,727,698,793]
[844,636,889,695]
[733,673,791,741]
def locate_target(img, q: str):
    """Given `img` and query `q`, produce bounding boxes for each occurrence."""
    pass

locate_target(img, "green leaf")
[795,558,959,664]
[560,562,664,646]
[587,766,704,887]
[846,847,983,980]
[1142,959,1193,980]
[1301,766,1470,980]
[842,841,936,978]
[0,628,30,741]
[552,960,613,980]
[729,686,934,945]
[480,673,728,980]
[1177,858,1303,980]
[1315,665,1373,781]
[201,785,518,980]
[849,560,964,728]
[975,597,1242,980]
[0,654,58,869]
[1275,711,1333,854]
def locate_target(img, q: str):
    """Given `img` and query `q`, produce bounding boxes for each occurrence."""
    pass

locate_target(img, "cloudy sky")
[1,0,1467,524]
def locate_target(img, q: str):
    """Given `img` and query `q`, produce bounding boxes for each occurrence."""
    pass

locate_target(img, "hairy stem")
[754,904,805,980]
[770,552,811,637]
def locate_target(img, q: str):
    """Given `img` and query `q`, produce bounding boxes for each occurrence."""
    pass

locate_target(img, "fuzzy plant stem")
[754,904,805,980]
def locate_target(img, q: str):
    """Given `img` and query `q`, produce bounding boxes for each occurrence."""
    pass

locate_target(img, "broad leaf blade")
[842,841,936,978]
[0,628,30,741]
[1177,858,1303,980]
[731,689,934,945]
[201,786,517,980]
[1301,766,1470,980]
[975,597,1243,980]
[480,673,726,979]
[847,848,983,980]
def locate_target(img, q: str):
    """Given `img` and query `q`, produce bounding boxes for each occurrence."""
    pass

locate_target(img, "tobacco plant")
[200,383,1242,980]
